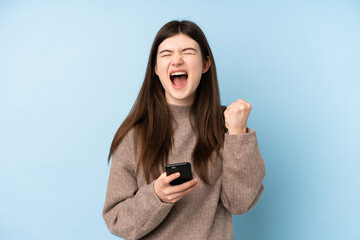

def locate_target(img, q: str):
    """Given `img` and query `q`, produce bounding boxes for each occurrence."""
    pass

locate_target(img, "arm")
[220,128,265,215]
[102,131,173,239]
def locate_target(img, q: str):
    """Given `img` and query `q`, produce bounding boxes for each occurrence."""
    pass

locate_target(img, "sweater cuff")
[225,128,257,144]
[141,180,174,211]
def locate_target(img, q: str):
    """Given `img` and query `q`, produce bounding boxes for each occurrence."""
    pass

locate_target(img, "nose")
[171,53,184,66]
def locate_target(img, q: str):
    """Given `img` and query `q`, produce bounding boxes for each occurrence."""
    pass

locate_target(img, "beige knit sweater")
[103,104,265,240]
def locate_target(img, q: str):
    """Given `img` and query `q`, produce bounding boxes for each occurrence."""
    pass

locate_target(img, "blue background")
[1,0,359,239]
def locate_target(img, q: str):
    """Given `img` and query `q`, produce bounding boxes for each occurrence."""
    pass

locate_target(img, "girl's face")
[155,34,210,106]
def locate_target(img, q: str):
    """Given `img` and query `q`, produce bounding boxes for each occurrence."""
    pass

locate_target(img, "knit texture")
[103,104,265,240]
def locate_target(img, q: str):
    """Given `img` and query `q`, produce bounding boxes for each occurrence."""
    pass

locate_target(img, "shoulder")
[112,127,138,160]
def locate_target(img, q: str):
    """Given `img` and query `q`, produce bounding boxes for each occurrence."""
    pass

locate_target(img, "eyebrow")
[158,48,197,55]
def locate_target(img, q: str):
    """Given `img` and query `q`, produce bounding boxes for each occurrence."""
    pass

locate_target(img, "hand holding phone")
[165,162,193,186]
[153,162,199,203]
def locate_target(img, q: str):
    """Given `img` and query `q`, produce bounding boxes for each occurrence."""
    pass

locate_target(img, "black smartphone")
[165,162,193,186]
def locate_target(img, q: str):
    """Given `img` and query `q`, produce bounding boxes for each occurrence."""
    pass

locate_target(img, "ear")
[202,56,211,74]
[155,65,158,76]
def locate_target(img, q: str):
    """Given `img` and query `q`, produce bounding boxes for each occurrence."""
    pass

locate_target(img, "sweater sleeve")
[220,128,265,215]
[102,131,173,239]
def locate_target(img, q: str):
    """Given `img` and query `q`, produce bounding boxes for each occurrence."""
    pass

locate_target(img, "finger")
[227,102,242,110]
[179,180,200,195]
[226,103,236,109]
[225,105,241,113]
[236,98,247,103]
[228,102,248,111]
[168,181,200,200]
[236,99,252,108]
[228,99,249,108]
[156,172,167,186]
[171,178,199,194]
[164,194,185,204]
[163,172,181,185]
[169,196,183,203]
[158,172,167,179]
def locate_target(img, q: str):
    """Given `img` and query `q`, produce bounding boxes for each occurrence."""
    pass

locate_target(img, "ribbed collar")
[167,104,191,118]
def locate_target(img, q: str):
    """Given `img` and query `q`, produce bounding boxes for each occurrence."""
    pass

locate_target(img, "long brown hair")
[108,20,226,185]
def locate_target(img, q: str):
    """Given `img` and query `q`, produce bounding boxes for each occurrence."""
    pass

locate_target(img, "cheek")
[156,60,170,77]
[189,58,204,78]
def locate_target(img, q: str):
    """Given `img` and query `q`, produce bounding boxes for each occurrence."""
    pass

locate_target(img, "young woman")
[103,20,265,239]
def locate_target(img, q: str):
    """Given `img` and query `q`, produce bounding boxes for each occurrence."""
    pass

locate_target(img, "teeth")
[170,72,187,76]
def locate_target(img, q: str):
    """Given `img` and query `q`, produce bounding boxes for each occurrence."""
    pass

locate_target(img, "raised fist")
[224,98,252,135]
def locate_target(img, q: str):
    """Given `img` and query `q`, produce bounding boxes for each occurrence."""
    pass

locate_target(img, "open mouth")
[170,71,188,88]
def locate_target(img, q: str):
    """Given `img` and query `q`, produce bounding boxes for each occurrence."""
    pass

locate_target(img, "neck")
[164,93,195,106]
[167,103,191,119]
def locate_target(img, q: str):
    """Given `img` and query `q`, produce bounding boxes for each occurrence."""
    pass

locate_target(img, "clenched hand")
[224,98,252,135]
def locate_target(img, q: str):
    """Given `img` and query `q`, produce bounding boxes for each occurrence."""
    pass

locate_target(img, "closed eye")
[182,48,197,55]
